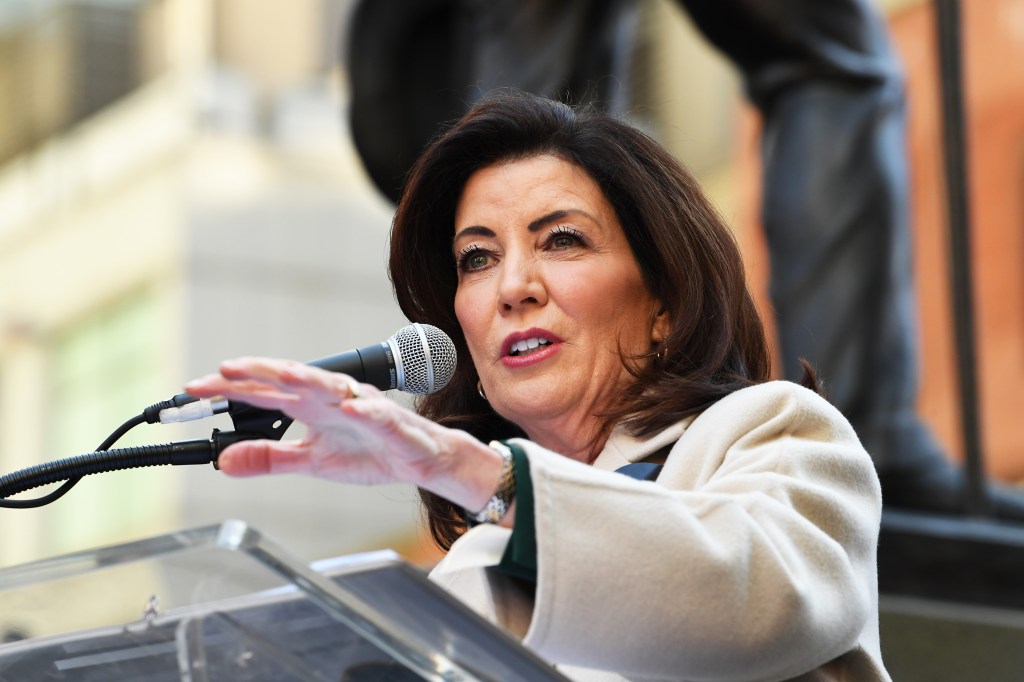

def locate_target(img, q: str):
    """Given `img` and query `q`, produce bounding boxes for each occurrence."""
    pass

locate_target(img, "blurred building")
[0,0,427,570]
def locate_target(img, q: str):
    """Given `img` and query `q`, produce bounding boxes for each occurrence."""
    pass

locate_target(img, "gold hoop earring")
[477,380,487,400]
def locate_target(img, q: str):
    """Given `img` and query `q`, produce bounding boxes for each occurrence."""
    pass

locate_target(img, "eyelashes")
[455,244,496,272]
[454,225,589,273]
[547,225,585,249]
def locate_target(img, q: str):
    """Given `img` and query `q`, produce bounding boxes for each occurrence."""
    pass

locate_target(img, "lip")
[500,328,563,368]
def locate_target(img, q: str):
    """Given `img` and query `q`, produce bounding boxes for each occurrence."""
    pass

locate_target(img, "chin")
[494,393,574,429]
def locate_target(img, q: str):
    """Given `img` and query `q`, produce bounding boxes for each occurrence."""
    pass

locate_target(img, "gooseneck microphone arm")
[0,324,457,509]
[1,384,302,507]
[0,384,301,507]
[0,401,299,508]
[0,440,218,501]
[0,428,268,508]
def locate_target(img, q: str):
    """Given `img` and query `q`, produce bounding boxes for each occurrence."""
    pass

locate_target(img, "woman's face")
[453,155,667,457]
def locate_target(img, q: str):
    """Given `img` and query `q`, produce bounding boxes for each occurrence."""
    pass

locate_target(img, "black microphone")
[146,323,457,424]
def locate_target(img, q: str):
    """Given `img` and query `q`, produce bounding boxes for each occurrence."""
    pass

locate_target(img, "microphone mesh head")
[390,323,457,395]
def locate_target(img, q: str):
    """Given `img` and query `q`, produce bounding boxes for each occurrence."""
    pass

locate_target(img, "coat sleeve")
[518,382,883,681]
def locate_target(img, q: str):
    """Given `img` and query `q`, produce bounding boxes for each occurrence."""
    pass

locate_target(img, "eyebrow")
[453,209,593,245]
[452,225,495,243]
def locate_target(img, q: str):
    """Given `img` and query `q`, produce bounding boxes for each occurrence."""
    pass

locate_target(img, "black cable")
[0,413,147,509]
[97,413,147,451]
[0,479,78,509]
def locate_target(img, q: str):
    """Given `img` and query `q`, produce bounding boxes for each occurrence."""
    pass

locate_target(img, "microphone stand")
[0,403,293,505]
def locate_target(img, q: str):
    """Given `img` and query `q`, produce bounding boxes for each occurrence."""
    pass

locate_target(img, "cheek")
[453,292,472,337]
[454,289,487,353]
[559,269,637,325]
[579,271,659,348]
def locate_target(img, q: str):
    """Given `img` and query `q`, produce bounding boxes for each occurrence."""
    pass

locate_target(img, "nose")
[497,250,547,312]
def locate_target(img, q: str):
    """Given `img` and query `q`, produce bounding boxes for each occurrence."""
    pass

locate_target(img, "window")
[45,288,172,554]
[0,0,166,165]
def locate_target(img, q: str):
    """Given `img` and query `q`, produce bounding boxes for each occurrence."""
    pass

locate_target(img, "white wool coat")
[429,381,892,681]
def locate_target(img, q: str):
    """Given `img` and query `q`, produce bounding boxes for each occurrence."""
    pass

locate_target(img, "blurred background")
[0,0,1021,624]
[0,0,417,569]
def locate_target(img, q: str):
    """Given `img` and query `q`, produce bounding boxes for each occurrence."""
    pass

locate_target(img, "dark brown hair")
[388,92,772,550]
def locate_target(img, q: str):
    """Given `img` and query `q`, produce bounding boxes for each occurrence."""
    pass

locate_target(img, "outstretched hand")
[184,358,501,512]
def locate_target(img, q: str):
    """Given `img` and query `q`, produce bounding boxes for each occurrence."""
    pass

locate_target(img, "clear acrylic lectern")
[0,520,568,681]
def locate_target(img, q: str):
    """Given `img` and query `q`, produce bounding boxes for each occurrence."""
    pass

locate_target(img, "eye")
[546,225,586,250]
[456,245,496,272]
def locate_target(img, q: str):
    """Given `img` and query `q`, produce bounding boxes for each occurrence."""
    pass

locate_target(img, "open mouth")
[508,337,552,357]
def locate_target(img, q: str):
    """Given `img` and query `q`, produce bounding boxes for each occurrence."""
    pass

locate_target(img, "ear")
[651,305,670,346]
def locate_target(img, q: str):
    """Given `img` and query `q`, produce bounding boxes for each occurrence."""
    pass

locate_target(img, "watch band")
[467,440,517,524]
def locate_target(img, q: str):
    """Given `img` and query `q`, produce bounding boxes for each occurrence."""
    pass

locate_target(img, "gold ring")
[346,378,361,400]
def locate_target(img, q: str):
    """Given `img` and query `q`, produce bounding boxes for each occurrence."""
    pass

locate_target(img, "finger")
[217,439,312,477]
[187,358,327,405]
[219,357,305,383]
[184,360,291,396]
[183,376,301,411]
[220,358,382,404]
[183,372,231,397]
[273,362,384,402]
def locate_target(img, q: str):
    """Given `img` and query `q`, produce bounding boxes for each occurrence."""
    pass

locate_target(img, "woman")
[186,93,891,681]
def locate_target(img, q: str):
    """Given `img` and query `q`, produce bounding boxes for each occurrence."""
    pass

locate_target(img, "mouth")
[507,336,554,358]
[500,329,562,367]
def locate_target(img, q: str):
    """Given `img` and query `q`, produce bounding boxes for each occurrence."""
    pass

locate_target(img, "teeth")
[510,337,551,356]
